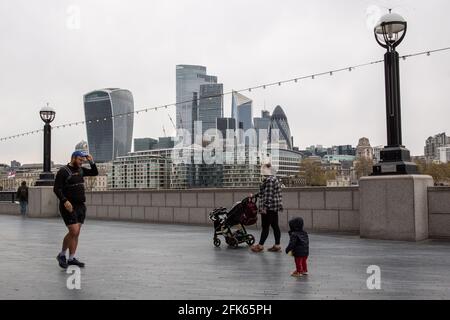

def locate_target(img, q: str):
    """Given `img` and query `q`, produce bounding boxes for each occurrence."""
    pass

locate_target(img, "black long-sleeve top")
[53,161,98,204]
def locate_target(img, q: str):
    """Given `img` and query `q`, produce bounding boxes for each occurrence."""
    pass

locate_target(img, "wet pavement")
[1,215,449,299]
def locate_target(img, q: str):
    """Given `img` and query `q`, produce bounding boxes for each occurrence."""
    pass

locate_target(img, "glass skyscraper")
[231,91,253,132]
[254,110,271,130]
[84,88,134,163]
[268,105,293,150]
[176,65,217,140]
[198,83,223,134]
[216,117,236,139]
[254,110,271,148]
[134,138,158,152]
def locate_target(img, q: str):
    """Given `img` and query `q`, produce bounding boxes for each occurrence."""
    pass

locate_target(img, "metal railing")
[0,191,16,203]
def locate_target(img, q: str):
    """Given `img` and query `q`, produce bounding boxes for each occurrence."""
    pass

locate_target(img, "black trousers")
[259,210,281,246]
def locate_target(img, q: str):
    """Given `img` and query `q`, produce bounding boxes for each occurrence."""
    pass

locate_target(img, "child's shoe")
[291,271,302,277]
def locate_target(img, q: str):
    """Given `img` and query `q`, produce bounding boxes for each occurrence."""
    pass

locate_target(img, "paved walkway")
[0,215,449,299]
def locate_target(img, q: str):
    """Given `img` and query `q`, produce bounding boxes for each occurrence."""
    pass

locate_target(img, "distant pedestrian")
[53,151,98,269]
[285,217,309,277]
[250,163,283,253]
[16,181,28,216]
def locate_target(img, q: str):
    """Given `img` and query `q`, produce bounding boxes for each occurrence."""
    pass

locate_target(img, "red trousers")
[294,256,308,273]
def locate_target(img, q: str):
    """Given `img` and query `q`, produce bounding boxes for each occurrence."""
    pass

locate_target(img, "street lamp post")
[35,105,56,186]
[372,10,418,175]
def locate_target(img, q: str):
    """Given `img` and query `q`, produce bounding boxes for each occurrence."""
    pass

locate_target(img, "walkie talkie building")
[83,88,134,163]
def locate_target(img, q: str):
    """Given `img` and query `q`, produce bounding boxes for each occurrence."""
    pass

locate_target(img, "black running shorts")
[59,202,86,226]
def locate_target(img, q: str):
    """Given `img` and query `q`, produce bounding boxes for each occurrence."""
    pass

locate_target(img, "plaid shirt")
[257,175,283,212]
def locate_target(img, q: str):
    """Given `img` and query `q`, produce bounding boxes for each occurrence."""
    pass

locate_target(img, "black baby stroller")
[208,196,258,248]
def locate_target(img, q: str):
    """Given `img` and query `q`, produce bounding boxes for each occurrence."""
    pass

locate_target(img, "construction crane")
[167,113,176,130]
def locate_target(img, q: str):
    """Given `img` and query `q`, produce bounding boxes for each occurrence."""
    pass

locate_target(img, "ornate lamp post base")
[35,172,56,186]
[372,146,418,175]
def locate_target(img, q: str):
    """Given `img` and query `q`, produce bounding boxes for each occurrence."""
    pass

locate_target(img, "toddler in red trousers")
[285,217,309,277]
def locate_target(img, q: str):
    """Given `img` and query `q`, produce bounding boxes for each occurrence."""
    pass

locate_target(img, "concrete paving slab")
[0,215,449,300]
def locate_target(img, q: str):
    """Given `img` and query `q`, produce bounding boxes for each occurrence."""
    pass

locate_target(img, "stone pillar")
[359,175,433,241]
[28,186,59,218]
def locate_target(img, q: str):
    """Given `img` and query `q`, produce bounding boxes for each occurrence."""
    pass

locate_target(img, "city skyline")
[0,0,450,164]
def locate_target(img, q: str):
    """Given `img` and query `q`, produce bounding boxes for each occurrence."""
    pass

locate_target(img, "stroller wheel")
[213,238,221,247]
[246,234,255,246]
[227,237,239,248]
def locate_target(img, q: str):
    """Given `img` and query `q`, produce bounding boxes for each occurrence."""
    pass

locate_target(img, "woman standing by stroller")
[250,163,283,253]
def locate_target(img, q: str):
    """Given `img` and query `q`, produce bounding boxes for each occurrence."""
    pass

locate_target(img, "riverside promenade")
[1,215,449,299]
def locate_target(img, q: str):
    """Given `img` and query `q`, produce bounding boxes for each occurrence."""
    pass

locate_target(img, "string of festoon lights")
[1,46,450,143]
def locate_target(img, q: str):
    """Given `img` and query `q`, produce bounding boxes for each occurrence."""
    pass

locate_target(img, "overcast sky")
[0,0,449,165]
